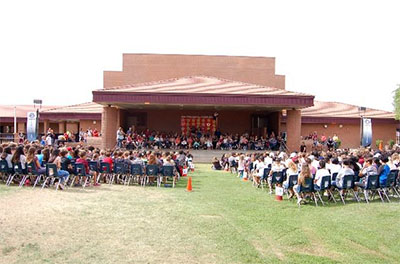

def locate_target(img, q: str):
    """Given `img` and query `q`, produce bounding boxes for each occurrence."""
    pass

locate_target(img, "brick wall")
[104,54,285,89]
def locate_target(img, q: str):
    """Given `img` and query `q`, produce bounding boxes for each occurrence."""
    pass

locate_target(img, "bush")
[388,139,395,148]
[376,139,383,148]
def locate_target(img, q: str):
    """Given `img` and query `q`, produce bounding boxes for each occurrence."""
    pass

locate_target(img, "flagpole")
[14,106,17,142]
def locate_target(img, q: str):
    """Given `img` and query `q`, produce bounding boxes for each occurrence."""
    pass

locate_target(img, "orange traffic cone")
[186,177,193,192]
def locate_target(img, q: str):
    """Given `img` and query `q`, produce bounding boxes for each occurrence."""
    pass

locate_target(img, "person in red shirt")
[92,128,99,137]
[76,151,100,187]
[102,151,113,171]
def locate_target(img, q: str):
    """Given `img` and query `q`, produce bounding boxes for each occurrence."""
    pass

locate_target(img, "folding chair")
[360,174,382,203]
[337,174,359,204]
[331,172,338,187]
[380,170,400,202]
[130,164,144,186]
[161,166,175,188]
[71,163,89,188]
[284,174,298,199]
[113,162,126,185]
[99,162,112,184]
[313,175,335,205]
[0,160,11,183]
[26,162,42,188]
[42,163,60,190]
[145,164,159,187]
[269,171,284,194]
[7,163,24,186]
[298,177,318,207]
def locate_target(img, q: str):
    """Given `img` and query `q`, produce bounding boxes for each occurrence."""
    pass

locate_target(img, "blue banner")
[26,112,37,142]
[361,118,372,147]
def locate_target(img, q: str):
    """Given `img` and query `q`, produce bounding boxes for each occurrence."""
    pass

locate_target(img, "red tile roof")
[98,75,312,97]
[0,105,57,118]
[301,101,395,119]
[41,102,103,114]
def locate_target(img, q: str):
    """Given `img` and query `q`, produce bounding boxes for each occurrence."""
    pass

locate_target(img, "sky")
[0,0,399,111]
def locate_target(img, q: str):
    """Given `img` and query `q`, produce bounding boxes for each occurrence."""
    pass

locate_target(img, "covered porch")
[93,76,314,151]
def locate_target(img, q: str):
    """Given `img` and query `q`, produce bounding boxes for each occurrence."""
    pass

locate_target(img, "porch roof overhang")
[92,76,314,109]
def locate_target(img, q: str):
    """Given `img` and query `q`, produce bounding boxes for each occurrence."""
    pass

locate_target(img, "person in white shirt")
[311,156,320,170]
[268,157,286,193]
[329,158,342,176]
[314,160,330,188]
[253,156,265,187]
[237,155,246,178]
[335,159,354,189]
[264,153,273,168]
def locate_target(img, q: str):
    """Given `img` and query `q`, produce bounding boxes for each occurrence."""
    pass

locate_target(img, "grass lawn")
[1,164,400,264]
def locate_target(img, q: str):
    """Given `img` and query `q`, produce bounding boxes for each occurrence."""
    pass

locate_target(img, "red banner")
[181,116,216,135]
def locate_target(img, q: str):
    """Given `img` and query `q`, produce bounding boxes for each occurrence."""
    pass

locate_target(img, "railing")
[0,133,15,144]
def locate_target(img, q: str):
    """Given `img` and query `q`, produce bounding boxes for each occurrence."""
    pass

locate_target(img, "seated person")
[335,159,354,189]
[76,151,100,187]
[314,160,330,188]
[211,157,222,170]
[293,163,312,204]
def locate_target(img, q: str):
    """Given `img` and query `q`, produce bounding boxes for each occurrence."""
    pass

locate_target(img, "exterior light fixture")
[323,124,328,128]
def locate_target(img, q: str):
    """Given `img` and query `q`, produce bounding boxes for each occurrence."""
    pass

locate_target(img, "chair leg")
[33,175,41,188]
[377,190,385,203]
[382,189,391,202]
[6,174,16,186]
[340,191,346,205]
[363,190,369,204]
[19,175,27,187]
[351,189,360,203]
[328,190,337,203]
[41,177,49,189]
[317,191,325,206]
[312,193,319,207]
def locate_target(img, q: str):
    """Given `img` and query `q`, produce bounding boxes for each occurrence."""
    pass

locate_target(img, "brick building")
[1,54,398,150]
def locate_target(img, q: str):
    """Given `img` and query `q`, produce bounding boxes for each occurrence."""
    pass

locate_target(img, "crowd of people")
[212,146,400,205]
[0,138,194,190]
[115,126,287,151]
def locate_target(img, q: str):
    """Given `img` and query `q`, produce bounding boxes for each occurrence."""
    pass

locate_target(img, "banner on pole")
[27,112,37,142]
[361,118,372,147]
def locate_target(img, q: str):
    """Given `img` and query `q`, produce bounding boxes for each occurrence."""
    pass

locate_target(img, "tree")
[394,84,400,120]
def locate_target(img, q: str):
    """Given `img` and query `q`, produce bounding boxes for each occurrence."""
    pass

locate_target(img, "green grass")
[1,164,400,263]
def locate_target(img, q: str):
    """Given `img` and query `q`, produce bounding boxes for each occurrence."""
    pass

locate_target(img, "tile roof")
[41,102,103,114]
[97,75,312,97]
[0,105,57,118]
[301,101,395,119]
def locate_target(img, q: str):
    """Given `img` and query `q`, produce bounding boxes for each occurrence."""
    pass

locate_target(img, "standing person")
[237,155,245,178]
[116,127,125,148]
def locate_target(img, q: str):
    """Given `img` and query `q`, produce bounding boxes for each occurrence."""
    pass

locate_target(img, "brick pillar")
[58,121,66,134]
[17,122,26,133]
[101,106,118,149]
[44,120,49,134]
[286,109,301,153]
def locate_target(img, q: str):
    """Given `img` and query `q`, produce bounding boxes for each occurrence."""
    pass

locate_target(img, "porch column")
[58,121,66,134]
[286,109,301,152]
[17,122,26,134]
[101,106,118,149]
[43,119,49,134]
